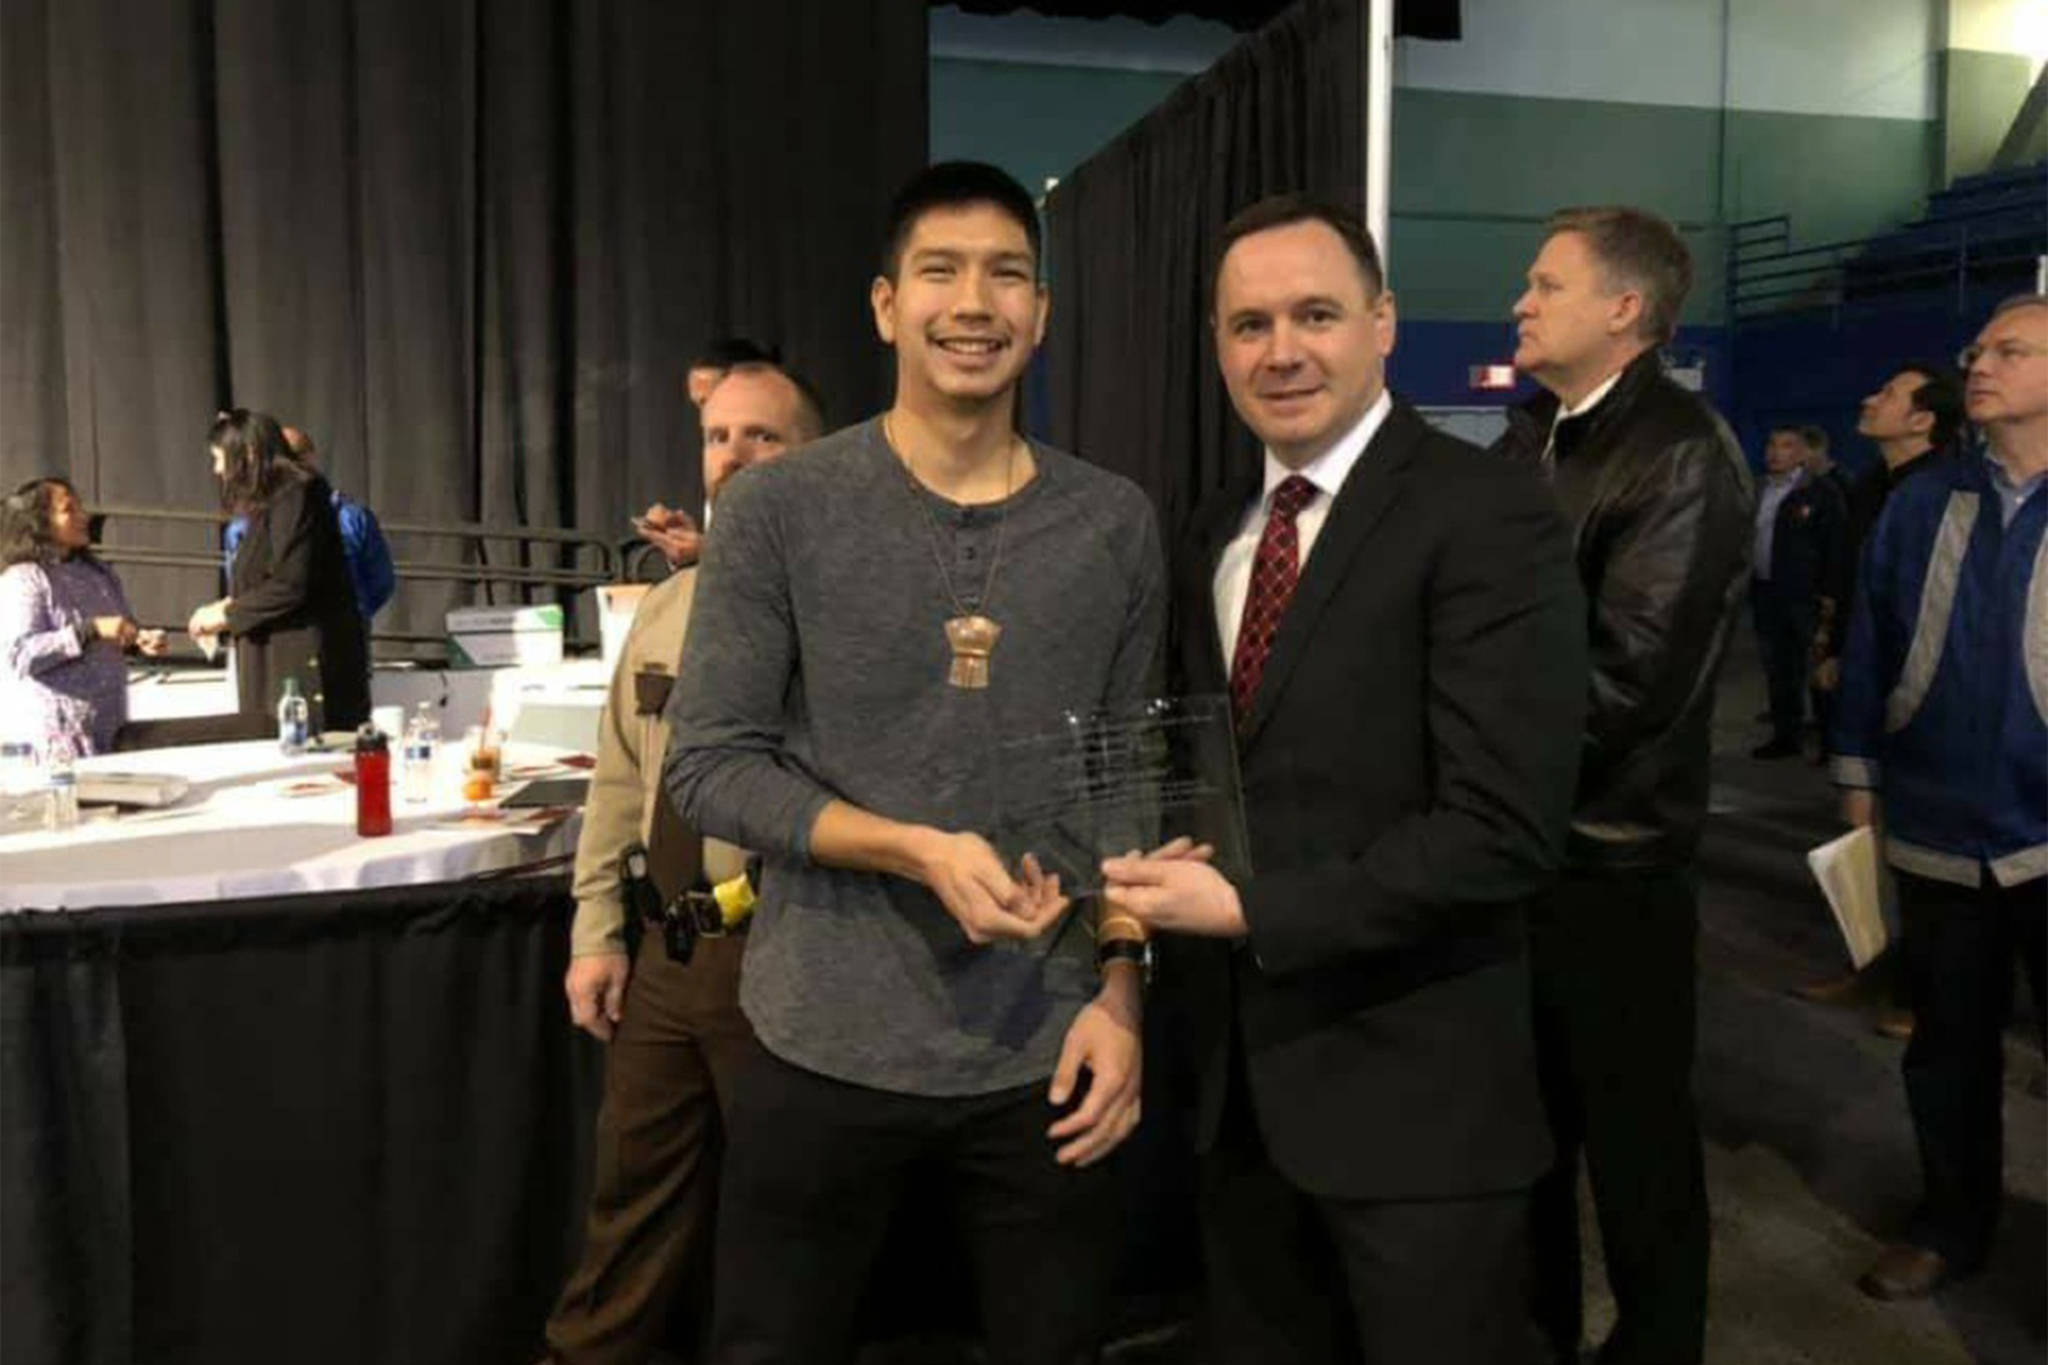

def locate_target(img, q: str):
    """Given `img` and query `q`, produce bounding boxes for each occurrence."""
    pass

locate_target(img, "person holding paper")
[664,162,1163,1365]
[1101,195,1586,1365]
[1829,293,2048,1301]
[222,425,396,626]
[0,476,168,761]
[1798,362,1963,1019]
[189,409,370,734]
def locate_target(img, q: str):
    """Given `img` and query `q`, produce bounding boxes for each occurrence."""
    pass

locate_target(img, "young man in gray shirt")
[664,162,1165,1365]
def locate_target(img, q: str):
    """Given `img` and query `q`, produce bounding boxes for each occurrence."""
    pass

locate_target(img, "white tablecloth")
[0,739,584,912]
[126,660,613,740]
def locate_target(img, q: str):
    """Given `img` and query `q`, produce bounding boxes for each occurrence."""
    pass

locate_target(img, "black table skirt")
[1,876,1202,1365]
[1,873,603,1365]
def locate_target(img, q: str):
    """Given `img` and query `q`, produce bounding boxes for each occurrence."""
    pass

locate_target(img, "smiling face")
[45,482,90,551]
[1212,219,1394,468]
[870,201,1047,415]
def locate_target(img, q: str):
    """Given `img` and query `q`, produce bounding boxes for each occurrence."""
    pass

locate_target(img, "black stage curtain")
[0,0,927,638]
[1,870,1201,1365]
[1039,0,1363,535]
[0,874,602,1365]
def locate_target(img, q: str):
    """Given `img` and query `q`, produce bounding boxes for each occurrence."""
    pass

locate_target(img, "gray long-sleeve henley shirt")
[663,418,1165,1096]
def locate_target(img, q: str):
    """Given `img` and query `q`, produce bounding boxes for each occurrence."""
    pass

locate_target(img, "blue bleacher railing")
[1728,163,2047,324]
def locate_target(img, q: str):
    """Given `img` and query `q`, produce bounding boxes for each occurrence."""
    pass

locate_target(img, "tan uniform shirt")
[570,568,746,957]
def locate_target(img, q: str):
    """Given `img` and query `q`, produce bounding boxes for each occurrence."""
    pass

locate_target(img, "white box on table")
[446,604,564,669]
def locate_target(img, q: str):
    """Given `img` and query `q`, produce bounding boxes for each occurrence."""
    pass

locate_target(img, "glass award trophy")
[994,695,1250,894]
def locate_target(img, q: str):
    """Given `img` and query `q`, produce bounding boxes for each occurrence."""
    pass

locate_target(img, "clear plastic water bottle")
[43,753,78,832]
[277,677,310,756]
[0,741,37,830]
[402,702,439,804]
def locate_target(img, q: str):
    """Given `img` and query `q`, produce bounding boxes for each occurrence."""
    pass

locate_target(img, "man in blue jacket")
[1830,293,2047,1300]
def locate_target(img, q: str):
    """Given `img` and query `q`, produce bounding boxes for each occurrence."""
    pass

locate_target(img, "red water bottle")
[354,723,393,837]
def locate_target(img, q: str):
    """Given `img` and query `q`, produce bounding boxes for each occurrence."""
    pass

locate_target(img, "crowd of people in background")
[1,157,2041,1365]
[1,409,394,759]
[1747,364,1969,766]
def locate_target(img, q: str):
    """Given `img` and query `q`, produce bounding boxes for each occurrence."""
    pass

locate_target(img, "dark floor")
[1669,635,2046,1365]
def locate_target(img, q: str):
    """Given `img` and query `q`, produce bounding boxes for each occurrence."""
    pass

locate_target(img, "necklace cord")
[883,413,1014,619]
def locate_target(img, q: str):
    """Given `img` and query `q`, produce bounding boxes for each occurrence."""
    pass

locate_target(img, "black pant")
[708,1038,1120,1365]
[1199,1036,1534,1365]
[546,935,753,1365]
[1529,868,1709,1365]
[1751,577,1814,744]
[1898,871,2047,1268]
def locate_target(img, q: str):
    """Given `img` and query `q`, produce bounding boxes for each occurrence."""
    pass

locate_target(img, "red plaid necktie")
[1229,474,1318,728]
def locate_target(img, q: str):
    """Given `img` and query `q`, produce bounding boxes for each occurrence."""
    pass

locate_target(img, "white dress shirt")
[1213,389,1393,668]
[1753,469,1803,581]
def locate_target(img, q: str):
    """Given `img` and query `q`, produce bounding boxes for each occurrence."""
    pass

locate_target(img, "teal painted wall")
[930,59,1940,326]
[1941,47,2035,178]
[1389,89,1940,323]
[930,57,1183,198]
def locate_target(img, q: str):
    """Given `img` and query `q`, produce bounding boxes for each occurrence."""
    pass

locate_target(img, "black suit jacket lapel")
[1181,472,1260,696]
[1237,402,1425,750]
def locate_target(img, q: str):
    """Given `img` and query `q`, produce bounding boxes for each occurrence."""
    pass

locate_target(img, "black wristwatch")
[1097,937,1153,983]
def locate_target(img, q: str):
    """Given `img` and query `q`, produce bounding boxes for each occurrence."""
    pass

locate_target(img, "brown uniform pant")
[546,932,752,1365]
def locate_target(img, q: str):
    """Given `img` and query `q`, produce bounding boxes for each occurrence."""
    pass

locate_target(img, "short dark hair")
[707,360,829,442]
[1545,206,1693,344]
[1767,422,1824,446]
[1,477,88,569]
[690,337,781,372]
[1895,361,1965,452]
[1211,195,1384,312]
[880,161,1041,281]
[210,408,306,515]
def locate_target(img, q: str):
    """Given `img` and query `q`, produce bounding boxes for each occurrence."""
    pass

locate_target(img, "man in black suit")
[1497,207,1752,1365]
[1747,424,1848,759]
[1101,196,1587,1365]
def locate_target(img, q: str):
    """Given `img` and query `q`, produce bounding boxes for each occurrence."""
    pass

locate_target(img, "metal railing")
[1728,200,2048,323]
[88,504,625,657]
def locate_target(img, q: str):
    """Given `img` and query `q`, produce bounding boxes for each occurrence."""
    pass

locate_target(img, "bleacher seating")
[1843,161,2046,301]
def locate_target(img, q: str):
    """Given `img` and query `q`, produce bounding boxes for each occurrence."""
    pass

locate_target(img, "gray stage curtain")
[1039,0,1363,537]
[0,0,927,637]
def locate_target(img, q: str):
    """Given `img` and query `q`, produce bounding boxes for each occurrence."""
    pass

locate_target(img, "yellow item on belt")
[711,871,757,928]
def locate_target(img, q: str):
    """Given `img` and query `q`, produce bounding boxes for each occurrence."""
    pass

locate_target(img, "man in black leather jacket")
[1492,206,1752,1365]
